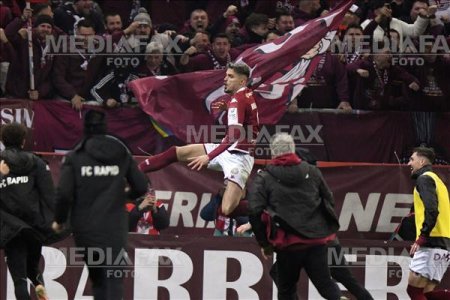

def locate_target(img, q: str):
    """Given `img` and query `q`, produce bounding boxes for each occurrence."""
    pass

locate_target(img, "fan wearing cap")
[53,110,148,300]
[4,14,55,100]
[112,7,155,52]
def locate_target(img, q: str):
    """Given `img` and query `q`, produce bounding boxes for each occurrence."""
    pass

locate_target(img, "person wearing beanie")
[134,7,152,27]
[33,14,54,28]
[53,110,148,300]
[110,7,162,73]
[4,9,56,100]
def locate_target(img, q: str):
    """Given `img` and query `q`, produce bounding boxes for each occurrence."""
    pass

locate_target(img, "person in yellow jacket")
[407,147,450,300]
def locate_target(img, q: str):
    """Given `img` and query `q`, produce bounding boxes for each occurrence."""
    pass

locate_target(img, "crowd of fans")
[0,0,449,112]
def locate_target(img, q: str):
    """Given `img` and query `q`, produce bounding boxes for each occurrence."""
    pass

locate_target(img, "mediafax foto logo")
[45,33,185,68]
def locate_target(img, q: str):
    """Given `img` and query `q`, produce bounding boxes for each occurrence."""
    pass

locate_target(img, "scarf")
[271,153,301,166]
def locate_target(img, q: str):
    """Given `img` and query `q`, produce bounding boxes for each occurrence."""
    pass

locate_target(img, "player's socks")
[200,194,222,221]
[407,285,427,300]
[139,146,177,173]
[425,289,450,300]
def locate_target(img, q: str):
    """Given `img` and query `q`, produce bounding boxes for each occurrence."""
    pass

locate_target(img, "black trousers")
[329,241,374,300]
[5,232,44,300]
[271,245,342,300]
[74,242,125,300]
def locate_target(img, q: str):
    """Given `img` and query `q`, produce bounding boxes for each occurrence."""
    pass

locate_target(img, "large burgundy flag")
[130,0,354,142]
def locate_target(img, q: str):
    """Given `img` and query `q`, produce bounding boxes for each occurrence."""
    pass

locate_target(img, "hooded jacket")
[54,134,148,249]
[249,160,339,248]
[0,147,55,248]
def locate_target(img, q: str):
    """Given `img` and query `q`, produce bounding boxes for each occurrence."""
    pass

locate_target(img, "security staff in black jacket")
[52,110,148,300]
[0,123,54,300]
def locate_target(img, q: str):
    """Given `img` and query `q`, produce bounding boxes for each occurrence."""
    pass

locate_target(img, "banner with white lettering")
[0,100,33,151]
[38,154,450,240]
[1,236,449,300]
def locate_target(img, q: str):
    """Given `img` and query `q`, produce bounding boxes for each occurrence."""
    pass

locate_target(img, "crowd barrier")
[1,99,449,163]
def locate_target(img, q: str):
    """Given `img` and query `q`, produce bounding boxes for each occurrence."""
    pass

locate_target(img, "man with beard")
[139,63,259,217]
[5,15,55,99]
[53,0,104,35]
[406,147,450,300]
[104,13,122,35]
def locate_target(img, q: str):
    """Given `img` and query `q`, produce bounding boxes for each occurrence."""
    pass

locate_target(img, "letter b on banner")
[203,250,263,299]
[134,249,193,299]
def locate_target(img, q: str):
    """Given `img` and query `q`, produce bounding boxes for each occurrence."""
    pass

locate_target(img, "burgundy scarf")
[271,153,301,166]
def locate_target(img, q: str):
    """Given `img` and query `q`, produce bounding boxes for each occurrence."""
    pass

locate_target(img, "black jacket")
[54,134,148,249]
[0,147,55,248]
[249,161,340,248]
[127,199,170,233]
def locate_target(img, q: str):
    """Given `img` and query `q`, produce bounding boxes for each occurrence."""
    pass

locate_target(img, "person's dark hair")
[84,110,107,135]
[413,147,435,164]
[227,62,250,78]
[76,18,95,31]
[0,123,27,148]
[413,0,429,6]
[275,8,292,23]
[265,29,283,40]
[32,3,51,15]
[344,23,363,34]
[104,12,121,22]
[193,29,210,38]
[372,0,391,10]
[212,32,230,43]
[190,8,207,18]
[244,13,269,30]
